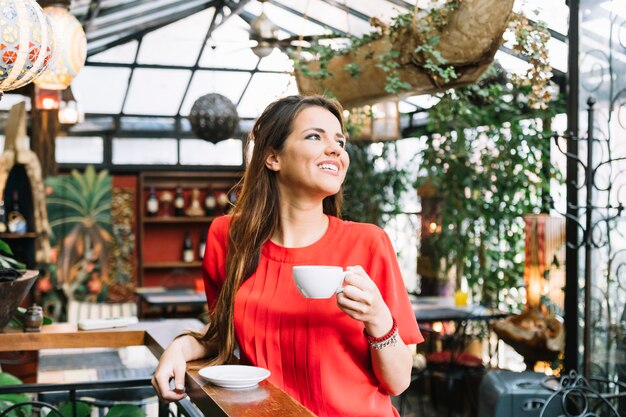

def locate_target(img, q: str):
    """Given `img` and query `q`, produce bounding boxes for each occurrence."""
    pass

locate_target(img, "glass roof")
[0,0,570,138]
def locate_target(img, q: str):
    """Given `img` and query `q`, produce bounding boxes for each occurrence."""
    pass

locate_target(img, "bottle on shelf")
[174,186,185,217]
[185,188,204,217]
[182,231,194,263]
[160,190,173,217]
[7,191,27,234]
[228,190,238,213]
[146,186,159,217]
[0,200,6,233]
[204,188,216,216]
[198,230,207,260]
[216,191,229,215]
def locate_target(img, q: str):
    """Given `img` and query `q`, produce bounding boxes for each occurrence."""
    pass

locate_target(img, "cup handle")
[336,270,349,294]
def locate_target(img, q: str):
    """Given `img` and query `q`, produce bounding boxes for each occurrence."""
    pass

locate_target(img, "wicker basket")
[295,0,515,108]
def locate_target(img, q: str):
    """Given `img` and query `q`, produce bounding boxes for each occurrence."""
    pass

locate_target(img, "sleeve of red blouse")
[201,215,230,309]
[368,229,424,345]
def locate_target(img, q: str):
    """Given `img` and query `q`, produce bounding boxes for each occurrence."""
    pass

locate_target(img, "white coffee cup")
[292,265,348,299]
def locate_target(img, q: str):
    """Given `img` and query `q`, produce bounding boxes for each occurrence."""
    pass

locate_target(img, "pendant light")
[0,0,55,97]
[34,0,86,90]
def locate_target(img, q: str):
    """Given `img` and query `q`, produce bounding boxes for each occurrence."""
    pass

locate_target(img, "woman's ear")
[265,151,280,171]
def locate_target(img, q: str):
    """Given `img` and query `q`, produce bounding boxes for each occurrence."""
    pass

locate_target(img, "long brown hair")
[199,95,346,365]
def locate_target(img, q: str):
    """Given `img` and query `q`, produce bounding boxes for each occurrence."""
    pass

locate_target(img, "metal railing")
[0,378,203,417]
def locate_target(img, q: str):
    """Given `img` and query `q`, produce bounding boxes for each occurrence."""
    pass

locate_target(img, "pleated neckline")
[262,215,339,263]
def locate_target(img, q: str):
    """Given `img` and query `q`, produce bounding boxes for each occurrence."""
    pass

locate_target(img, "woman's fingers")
[152,364,187,402]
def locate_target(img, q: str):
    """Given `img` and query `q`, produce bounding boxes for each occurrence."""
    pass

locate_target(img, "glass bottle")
[7,191,27,234]
[204,188,216,216]
[216,191,229,215]
[198,230,207,260]
[182,231,194,263]
[174,187,185,217]
[146,186,159,217]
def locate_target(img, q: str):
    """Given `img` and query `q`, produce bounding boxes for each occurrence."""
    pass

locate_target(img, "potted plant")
[293,0,515,108]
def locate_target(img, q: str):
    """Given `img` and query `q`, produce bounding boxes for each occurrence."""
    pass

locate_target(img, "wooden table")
[0,320,315,417]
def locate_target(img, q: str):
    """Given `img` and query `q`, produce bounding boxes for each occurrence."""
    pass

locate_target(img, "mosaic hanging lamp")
[0,0,55,96]
[34,0,86,90]
[188,93,239,144]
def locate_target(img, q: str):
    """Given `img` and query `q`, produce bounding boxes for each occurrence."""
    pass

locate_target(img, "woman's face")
[266,105,349,201]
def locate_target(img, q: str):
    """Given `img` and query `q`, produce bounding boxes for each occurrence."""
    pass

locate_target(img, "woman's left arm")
[336,265,414,396]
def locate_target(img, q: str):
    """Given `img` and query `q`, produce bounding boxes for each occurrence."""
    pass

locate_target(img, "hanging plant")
[416,61,565,308]
[293,0,515,108]
[508,13,555,110]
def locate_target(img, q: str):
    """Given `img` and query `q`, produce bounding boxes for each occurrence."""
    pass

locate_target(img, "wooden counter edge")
[0,321,316,417]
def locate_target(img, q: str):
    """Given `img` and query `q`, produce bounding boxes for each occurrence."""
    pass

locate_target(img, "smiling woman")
[151,95,423,417]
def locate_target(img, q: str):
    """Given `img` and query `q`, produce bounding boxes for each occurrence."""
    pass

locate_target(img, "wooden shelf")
[143,216,216,224]
[143,261,202,269]
[138,171,242,288]
[0,232,38,239]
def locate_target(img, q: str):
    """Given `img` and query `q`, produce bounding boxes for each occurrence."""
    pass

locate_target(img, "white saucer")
[198,365,271,389]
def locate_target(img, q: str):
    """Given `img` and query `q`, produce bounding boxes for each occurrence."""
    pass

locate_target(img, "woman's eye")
[337,139,346,149]
[305,133,321,141]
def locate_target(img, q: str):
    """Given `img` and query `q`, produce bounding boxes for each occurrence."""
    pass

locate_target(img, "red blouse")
[202,215,423,417]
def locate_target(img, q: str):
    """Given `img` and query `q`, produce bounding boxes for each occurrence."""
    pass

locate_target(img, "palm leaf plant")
[0,239,25,270]
[45,166,112,301]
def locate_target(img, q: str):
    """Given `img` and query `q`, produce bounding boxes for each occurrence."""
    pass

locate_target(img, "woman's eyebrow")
[302,127,346,139]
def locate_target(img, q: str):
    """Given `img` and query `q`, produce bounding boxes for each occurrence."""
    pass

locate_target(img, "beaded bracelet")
[363,318,399,350]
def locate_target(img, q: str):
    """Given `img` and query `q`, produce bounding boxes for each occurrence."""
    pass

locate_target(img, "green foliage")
[0,372,30,417]
[292,2,460,96]
[417,64,564,308]
[0,239,25,269]
[342,141,410,227]
[59,401,92,417]
[105,404,147,417]
[0,372,146,417]
[44,165,113,302]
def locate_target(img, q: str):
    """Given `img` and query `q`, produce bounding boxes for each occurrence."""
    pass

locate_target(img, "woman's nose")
[325,138,343,155]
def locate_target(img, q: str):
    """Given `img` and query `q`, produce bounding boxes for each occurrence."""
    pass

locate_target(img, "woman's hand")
[151,339,191,402]
[336,265,393,336]
[336,265,413,395]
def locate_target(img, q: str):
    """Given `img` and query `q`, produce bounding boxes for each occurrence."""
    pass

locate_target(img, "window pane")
[271,0,371,35]
[179,70,251,116]
[56,137,104,164]
[180,138,243,166]
[137,8,215,66]
[88,40,139,64]
[0,95,30,111]
[73,67,131,114]
[112,138,178,165]
[248,2,330,37]
[237,73,299,118]
[257,49,294,72]
[123,69,191,116]
[199,16,259,70]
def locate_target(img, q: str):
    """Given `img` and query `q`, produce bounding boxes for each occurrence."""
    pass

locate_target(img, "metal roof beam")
[81,0,102,34]
[268,2,348,36]
[86,0,217,56]
[85,61,287,74]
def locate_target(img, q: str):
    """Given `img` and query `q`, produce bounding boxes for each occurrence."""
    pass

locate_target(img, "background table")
[411,295,510,324]
[135,287,207,318]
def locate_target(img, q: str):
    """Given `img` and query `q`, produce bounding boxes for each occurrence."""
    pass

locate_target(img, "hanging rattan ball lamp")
[188,93,239,144]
